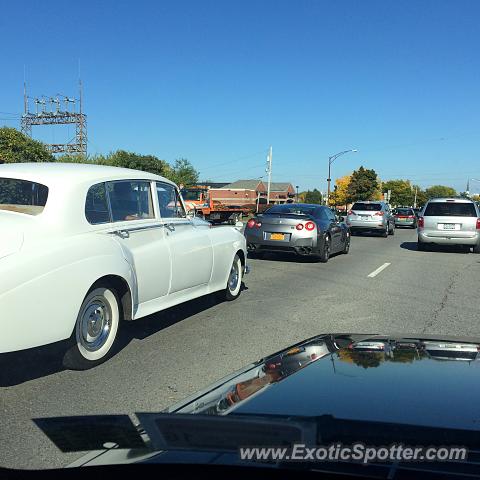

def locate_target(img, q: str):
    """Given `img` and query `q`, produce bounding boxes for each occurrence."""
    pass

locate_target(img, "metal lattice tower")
[21,81,87,156]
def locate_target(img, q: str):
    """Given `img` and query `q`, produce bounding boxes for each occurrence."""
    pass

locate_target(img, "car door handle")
[112,229,130,239]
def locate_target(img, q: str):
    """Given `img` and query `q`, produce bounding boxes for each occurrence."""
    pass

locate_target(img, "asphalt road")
[2,227,480,470]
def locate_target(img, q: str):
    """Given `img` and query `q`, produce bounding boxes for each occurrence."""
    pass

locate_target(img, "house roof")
[269,182,294,192]
[222,179,264,190]
[222,179,294,192]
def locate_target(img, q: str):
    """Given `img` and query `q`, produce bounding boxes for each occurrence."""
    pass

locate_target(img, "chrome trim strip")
[110,224,166,234]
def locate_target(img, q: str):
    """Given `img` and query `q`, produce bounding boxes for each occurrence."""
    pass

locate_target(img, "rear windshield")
[0,178,49,215]
[265,205,315,216]
[352,203,382,211]
[395,209,414,215]
[424,202,477,217]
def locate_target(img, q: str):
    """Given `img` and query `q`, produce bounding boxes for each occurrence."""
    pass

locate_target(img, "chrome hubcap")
[228,260,240,291]
[79,298,111,351]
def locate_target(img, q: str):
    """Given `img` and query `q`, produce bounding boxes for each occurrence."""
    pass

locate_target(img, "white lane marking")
[367,262,391,278]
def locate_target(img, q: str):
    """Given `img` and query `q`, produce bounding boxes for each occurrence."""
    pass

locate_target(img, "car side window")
[325,208,336,221]
[85,183,111,224]
[156,182,186,219]
[107,180,155,222]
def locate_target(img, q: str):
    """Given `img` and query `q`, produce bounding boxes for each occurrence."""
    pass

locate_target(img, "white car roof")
[0,162,175,187]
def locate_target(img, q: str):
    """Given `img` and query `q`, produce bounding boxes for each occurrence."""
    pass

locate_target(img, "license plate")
[443,223,456,230]
[270,233,285,241]
[360,215,369,219]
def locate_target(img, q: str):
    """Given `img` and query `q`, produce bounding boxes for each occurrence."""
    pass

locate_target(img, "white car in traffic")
[0,163,248,369]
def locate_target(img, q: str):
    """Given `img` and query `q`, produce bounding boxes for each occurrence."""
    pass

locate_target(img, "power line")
[199,149,269,172]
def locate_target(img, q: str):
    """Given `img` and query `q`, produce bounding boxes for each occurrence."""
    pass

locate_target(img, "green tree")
[382,179,414,206]
[425,185,457,199]
[304,188,323,204]
[107,150,173,177]
[347,166,379,202]
[412,185,427,208]
[170,158,199,186]
[0,127,54,163]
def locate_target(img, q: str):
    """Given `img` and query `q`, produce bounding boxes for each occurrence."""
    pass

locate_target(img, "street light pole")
[327,149,357,206]
[296,185,299,203]
[468,178,480,198]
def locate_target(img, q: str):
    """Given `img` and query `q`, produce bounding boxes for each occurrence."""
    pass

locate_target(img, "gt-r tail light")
[374,211,384,216]
[476,218,480,230]
[305,221,316,231]
[247,219,256,229]
[296,223,304,230]
[418,217,424,228]
[255,221,262,228]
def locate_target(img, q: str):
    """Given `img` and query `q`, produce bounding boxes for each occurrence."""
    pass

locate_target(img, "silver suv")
[417,197,480,252]
[346,201,395,237]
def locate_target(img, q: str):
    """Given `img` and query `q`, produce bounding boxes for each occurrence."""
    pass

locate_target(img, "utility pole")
[266,146,272,205]
[413,186,418,209]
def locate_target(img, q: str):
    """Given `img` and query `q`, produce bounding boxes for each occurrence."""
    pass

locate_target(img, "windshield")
[424,202,477,217]
[181,189,202,201]
[264,205,315,216]
[0,178,48,215]
[351,203,382,211]
[394,209,413,215]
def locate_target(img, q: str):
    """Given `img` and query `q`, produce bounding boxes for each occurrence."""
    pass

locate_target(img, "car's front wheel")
[63,286,121,370]
[224,254,243,301]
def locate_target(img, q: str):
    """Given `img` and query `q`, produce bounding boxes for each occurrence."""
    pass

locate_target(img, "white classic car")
[0,163,248,369]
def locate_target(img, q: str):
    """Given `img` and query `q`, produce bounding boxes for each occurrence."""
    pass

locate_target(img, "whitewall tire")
[63,287,121,370]
[224,254,243,301]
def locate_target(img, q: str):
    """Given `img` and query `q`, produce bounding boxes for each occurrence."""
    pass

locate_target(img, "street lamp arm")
[329,149,358,165]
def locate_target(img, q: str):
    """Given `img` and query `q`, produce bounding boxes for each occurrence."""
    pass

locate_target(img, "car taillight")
[347,210,353,215]
[408,215,414,218]
[305,221,315,231]
[476,218,480,230]
[247,219,256,228]
[255,221,262,228]
[374,211,384,216]
[296,223,304,230]
[418,217,424,228]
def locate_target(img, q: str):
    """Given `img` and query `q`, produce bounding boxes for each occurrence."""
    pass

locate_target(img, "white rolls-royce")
[0,163,248,369]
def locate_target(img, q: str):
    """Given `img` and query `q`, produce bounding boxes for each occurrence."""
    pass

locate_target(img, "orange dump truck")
[180,186,250,224]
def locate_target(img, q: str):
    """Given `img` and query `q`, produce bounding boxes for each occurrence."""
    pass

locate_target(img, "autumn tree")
[328,174,351,207]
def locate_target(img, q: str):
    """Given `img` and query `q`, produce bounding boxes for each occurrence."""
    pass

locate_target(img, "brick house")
[210,179,295,207]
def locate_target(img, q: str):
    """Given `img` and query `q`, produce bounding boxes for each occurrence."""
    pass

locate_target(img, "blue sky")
[1,0,480,193]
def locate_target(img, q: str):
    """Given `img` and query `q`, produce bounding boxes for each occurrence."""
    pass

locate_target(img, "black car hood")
[169,333,480,431]
[34,333,480,470]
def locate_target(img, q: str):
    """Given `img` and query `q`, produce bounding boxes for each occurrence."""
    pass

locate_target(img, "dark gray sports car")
[244,203,350,262]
